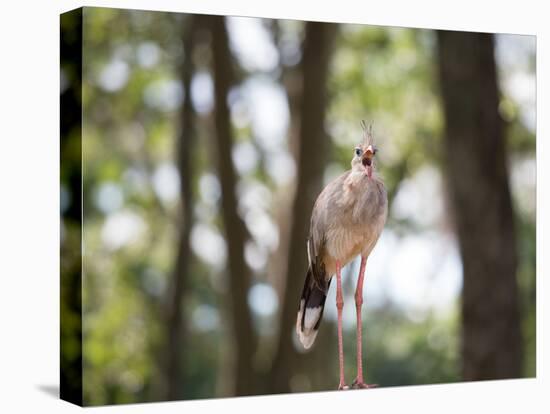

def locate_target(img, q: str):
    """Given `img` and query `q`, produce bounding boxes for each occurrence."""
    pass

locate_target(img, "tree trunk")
[436,31,522,380]
[163,16,198,400]
[270,21,338,393]
[209,16,259,396]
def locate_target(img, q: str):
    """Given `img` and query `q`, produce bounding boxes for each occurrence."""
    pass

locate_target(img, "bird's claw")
[351,379,378,389]
[337,383,350,390]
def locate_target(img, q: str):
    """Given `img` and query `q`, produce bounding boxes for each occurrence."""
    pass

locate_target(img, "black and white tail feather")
[296,239,330,349]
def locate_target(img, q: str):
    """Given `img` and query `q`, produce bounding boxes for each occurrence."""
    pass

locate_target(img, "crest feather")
[360,120,374,146]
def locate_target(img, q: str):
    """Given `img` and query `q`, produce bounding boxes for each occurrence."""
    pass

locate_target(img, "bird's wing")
[306,235,327,293]
[307,171,349,292]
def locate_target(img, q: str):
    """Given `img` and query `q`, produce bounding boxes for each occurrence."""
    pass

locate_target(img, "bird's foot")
[351,379,378,389]
[337,383,350,390]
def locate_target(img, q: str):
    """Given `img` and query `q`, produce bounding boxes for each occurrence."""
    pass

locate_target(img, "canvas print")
[60,6,536,406]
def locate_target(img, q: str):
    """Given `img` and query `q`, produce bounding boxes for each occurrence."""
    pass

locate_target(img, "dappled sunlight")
[152,162,180,204]
[386,233,461,315]
[240,76,290,153]
[94,181,124,214]
[192,304,221,333]
[511,157,536,217]
[248,283,279,317]
[190,71,214,114]
[136,41,160,68]
[243,207,280,253]
[143,79,183,112]
[101,210,146,251]
[232,141,260,174]
[391,166,445,229]
[244,240,268,271]
[198,173,221,205]
[97,58,130,92]
[190,223,227,269]
[226,16,279,72]
[496,34,536,132]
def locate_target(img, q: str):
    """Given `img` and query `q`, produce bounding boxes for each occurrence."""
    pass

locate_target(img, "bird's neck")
[343,170,381,197]
[349,168,379,183]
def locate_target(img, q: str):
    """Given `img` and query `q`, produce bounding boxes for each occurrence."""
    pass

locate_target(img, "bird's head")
[351,121,377,178]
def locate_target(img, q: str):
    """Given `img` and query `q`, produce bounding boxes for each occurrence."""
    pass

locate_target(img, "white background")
[0,0,546,412]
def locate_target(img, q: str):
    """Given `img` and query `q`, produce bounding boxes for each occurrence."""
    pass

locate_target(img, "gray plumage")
[296,135,388,349]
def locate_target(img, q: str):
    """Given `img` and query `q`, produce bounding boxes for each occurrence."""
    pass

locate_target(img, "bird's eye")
[373,147,378,155]
[355,148,362,156]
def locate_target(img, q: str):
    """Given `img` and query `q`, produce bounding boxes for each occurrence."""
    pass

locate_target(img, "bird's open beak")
[362,145,374,178]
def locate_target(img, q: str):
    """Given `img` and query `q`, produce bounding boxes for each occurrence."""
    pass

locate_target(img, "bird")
[296,121,388,390]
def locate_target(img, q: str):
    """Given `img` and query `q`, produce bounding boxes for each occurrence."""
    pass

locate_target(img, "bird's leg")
[352,257,376,389]
[335,260,348,390]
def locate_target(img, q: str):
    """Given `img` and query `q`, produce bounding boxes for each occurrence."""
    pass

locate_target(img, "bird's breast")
[323,175,387,266]
[325,226,364,264]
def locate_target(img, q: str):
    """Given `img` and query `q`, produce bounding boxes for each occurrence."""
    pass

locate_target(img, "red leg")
[352,257,376,389]
[335,260,348,390]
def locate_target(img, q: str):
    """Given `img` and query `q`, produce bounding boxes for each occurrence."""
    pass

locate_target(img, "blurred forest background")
[60,7,536,406]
